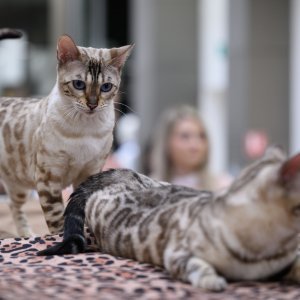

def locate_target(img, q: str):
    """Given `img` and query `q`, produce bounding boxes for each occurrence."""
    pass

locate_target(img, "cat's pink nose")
[87,103,97,110]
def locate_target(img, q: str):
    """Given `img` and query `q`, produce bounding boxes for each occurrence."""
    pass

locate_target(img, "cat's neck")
[218,193,298,259]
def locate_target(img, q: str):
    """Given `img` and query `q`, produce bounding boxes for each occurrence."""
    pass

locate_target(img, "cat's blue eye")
[72,80,86,90]
[100,83,113,93]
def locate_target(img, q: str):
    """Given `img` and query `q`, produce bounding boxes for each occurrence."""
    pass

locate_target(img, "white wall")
[290,0,300,154]
[131,0,198,147]
[198,0,229,173]
[228,0,289,171]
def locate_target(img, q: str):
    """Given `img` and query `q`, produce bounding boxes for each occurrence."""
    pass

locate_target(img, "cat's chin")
[77,108,99,116]
[86,110,96,115]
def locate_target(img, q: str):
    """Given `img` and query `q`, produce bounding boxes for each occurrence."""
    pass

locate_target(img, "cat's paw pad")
[199,275,227,292]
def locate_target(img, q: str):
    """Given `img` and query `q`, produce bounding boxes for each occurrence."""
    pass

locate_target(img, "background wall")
[228,0,290,172]
[131,0,198,146]
[0,0,298,175]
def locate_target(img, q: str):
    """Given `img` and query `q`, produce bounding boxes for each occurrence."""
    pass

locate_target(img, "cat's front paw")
[198,274,227,292]
[183,257,227,292]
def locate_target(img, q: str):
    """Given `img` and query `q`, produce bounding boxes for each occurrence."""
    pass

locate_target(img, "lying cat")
[0,31,133,236]
[38,147,300,291]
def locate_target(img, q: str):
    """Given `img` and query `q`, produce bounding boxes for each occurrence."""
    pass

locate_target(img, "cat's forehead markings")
[86,73,93,85]
[87,58,102,83]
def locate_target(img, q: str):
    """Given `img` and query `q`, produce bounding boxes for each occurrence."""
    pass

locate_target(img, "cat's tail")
[0,28,22,40]
[37,169,150,256]
[37,186,89,256]
[38,171,120,256]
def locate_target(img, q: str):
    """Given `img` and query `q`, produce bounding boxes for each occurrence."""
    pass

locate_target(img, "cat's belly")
[212,248,297,281]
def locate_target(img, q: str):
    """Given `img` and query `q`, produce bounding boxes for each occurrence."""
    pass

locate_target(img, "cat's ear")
[108,44,134,70]
[279,152,300,186]
[264,145,286,161]
[57,35,80,65]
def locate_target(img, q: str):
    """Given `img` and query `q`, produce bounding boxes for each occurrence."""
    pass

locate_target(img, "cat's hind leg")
[7,188,34,237]
[164,250,227,292]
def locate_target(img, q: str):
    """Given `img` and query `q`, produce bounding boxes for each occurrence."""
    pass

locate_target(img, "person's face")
[168,117,208,173]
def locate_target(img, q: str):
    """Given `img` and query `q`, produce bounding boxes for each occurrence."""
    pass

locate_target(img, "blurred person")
[150,105,231,191]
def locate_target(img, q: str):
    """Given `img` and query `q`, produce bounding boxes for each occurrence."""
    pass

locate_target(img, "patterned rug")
[0,234,300,300]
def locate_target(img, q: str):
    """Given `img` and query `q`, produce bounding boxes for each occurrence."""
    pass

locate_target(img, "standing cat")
[39,147,300,291]
[0,32,133,236]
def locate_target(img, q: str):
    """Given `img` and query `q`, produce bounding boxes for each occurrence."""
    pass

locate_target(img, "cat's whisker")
[114,101,137,114]
[97,105,109,112]
[113,107,128,128]
[57,106,83,132]
[61,110,73,121]
[114,107,127,117]
[63,107,78,123]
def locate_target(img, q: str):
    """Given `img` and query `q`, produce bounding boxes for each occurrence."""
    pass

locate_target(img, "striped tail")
[37,170,130,256]
[0,28,22,40]
[37,185,90,256]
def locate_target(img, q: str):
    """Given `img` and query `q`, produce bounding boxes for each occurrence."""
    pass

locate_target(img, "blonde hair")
[150,105,216,190]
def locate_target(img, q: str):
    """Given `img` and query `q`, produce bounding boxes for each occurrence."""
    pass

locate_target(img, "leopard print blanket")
[0,233,300,300]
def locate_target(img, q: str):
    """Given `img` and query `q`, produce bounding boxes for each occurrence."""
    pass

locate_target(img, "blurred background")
[0,0,298,177]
